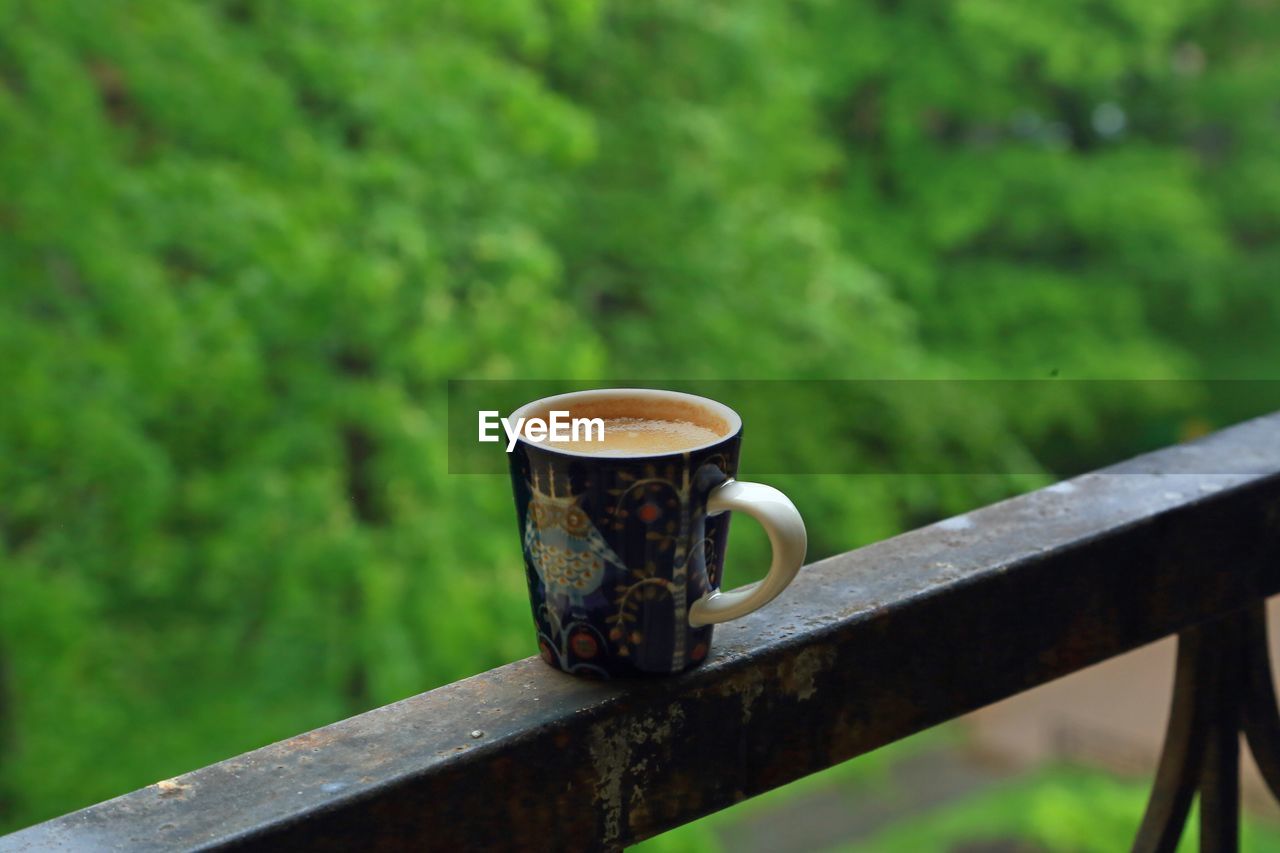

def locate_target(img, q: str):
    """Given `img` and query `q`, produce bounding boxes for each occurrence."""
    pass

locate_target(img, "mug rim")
[509,387,743,459]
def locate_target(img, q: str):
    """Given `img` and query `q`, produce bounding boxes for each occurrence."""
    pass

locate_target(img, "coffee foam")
[526,395,731,455]
[560,417,722,455]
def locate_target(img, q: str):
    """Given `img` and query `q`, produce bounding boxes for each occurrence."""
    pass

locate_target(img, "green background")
[2,0,1278,847]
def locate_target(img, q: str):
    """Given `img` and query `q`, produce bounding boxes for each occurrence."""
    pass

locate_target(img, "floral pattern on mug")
[510,445,738,678]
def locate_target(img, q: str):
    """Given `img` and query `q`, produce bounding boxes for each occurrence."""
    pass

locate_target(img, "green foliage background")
[1,0,1278,841]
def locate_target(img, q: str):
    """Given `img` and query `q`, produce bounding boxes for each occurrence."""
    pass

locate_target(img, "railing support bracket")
[1134,602,1280,853]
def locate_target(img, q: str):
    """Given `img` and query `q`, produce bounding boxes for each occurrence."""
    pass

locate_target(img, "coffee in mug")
[507,388,806,678]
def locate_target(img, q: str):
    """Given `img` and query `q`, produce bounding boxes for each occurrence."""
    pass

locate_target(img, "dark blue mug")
[507,389,806,678]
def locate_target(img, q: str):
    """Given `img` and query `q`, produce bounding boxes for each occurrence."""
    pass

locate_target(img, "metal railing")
[4,412,1279,852]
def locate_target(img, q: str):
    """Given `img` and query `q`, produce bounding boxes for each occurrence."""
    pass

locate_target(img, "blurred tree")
[0,0,1276,832]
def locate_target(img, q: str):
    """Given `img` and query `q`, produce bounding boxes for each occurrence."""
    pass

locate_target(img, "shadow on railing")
[3,413,1280,852]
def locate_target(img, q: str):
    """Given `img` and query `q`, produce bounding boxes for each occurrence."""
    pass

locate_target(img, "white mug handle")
[688,480,807,627]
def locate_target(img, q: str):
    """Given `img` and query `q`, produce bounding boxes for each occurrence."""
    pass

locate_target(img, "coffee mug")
[507,389,806,678]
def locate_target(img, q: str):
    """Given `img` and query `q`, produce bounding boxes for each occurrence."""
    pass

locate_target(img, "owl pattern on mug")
[514,453,734,677]
[522,468,625,611]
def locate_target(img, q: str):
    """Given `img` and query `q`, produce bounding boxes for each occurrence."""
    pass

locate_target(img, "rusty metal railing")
[3,413,1279,852]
